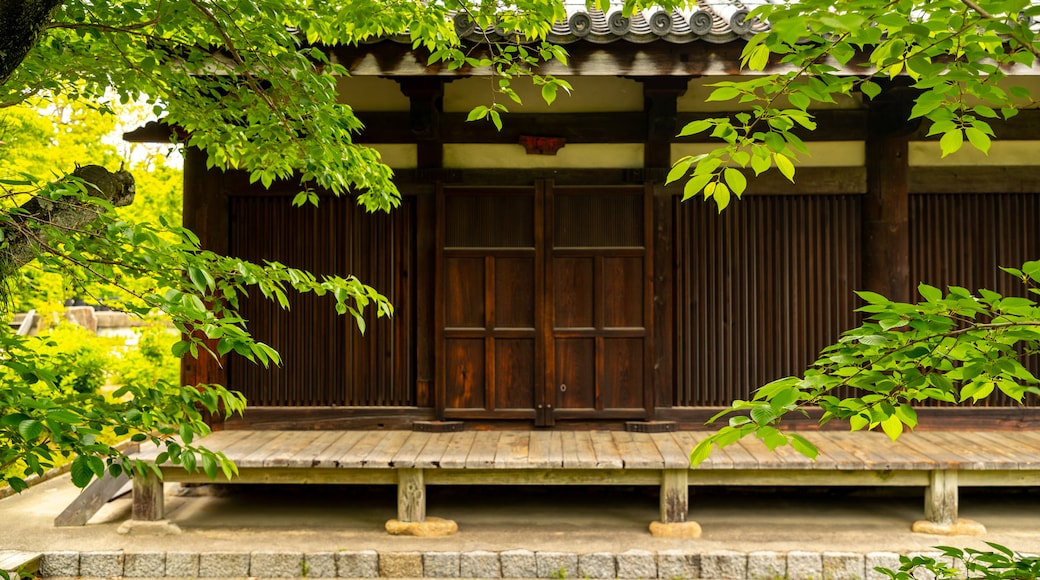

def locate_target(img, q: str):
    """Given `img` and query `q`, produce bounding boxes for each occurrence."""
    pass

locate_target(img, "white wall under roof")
[443,76,643,113]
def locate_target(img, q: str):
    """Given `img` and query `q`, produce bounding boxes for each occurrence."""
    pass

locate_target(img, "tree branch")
[2,165,135,272]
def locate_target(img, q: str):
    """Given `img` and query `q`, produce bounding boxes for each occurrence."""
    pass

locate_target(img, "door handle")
[560,383,567,392]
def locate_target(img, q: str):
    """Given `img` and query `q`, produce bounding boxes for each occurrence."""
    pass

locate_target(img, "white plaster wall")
[443,76,643,113]
[367,144,417,168]
[337,76,410,111]
[671,141,865,167]
[444,143,644,168]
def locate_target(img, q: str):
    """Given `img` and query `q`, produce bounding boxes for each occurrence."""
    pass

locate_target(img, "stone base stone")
[911,518,987,536]
[649,520,702,538]
[116,519,183,535]
[385,517,459,537]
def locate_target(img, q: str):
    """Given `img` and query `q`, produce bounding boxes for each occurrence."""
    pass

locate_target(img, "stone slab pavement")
[3,475,1040,579]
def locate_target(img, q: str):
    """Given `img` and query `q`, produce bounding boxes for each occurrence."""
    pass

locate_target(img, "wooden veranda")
[129,429,1040,536]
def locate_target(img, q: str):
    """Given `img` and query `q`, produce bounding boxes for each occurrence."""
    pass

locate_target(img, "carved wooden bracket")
[519,135,566,155]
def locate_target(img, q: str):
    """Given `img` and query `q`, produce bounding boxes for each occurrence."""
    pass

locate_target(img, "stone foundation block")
[199,552,250,578]
[657,550,699,580]
[617,549,656,579]
[40,552,79,577]
[747,551,785,580]
[379,552,422,579]
[337,550,378,578]
[250,551,303,578]
[865,552,902,580]
[304,553,337,579]
[460,551,500,579]
[423,552,460,578]
[577,552,615,579]
[124,552,165,578]
[911,518,987,536]
[787,551,823,580]
[649,520,702,538]
[823,552,864,580]
[536,552,577,579]
[165,552,199,577]
[500,550,536,579]
[385,517,458,537]
[80,551,125,577]
[700,550,747,580]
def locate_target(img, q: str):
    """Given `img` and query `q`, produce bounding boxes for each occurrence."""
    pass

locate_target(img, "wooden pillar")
[863,83,917,303]
[924,469,958,525]
[397,468,427,523]
[181,147,229,426]
[641,77,690,415]
[396,78,444,412]
[132,470,165,521]
[659,469,689,523]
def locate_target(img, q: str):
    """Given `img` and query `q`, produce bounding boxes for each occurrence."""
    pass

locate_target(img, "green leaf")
[789,434,818,459]
[681,172,714,201]
[17,419,43,441]
[773,153,795,182]
[880,415,903,441]
[964,127,991,155]
[70,455,94,488]
[666,157,694,184]
[939,130,964,158]
[690,438,715,467]
[466,106,488,122]
[677,120,713,137]
[747,44,770,71]
[713,182,731,211]
[918,283,942,303]
[541,82,558,106]
[860,81,881,101]
[706,86,742,102]
[723,168,747,197]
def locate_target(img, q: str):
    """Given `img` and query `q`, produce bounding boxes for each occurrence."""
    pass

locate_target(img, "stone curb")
[38,549,903,579]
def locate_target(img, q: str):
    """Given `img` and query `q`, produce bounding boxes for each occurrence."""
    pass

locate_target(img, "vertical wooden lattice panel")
[227,195,416,407]
[910,193,1040,407]
[675,195,862,406]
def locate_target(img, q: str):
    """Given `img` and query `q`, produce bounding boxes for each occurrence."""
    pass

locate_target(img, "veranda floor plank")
[336,431,393,468]
[413,432,453,468]
[311,431,366,468]
[281,431,348,468]
[264,431,335,467]
[389,432,434,468]
[464,431,501,469]
[562,431,600,469]
[439,431,479,469]
[589,431,623,469]
[362,431,415,467]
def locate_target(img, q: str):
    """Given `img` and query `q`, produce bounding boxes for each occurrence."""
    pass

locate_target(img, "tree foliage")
[667,0,1040,210]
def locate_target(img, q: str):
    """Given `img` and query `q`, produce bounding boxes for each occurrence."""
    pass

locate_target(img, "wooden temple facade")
[170,38,1040,433]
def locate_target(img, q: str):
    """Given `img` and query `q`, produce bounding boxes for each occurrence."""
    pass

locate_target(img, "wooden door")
[547,187,652,424]
[437,184,651,425]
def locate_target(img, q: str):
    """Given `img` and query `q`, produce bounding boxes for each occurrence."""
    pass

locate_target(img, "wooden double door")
[437,183,653,426]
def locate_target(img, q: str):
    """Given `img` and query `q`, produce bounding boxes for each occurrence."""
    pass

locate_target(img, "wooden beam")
[909,166,1040,194]
[55,465,132,526]
[924,469,958,525]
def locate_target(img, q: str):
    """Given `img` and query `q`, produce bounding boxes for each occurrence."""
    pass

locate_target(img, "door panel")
[553,257,595,328]
[445,338,486,409]
[495,339,536,409]
[494,258,535,328]
[438,184,650,424]
[445,257,485,327]
[602,257,644,328]
[554,338,596,410]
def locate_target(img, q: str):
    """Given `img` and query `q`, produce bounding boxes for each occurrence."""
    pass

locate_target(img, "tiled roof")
[450,0,772,45]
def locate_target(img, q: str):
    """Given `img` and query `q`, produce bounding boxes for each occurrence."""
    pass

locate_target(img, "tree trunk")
[0,0,63,87]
